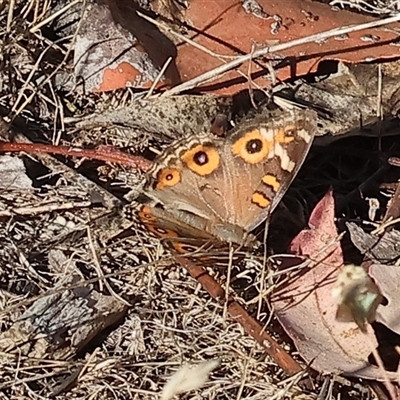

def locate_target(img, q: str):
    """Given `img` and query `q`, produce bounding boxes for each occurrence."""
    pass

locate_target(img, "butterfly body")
[137,108,318,253]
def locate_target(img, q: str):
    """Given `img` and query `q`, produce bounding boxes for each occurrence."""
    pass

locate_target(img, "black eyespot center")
[246,138,263,154]
[166,173,174,181]
[193,150,209,166]
[285,128,295,136]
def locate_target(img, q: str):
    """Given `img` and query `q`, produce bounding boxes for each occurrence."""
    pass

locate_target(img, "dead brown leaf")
[74,1,176,92]
[271,191,397,380]
[73,0,400,93]
[176,0,400,94]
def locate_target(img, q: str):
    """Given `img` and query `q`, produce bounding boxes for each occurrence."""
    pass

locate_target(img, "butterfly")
[136,107,318,254]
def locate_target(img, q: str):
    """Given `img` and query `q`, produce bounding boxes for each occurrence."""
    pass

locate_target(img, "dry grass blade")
[175,255,304,377]
[1,1,397,399]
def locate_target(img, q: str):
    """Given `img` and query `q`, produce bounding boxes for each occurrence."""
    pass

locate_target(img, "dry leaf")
[369,264,400,336]
[271,191,397,380]
[0,155,33,190]
[347,222,400,264]
[160,359,220,400]
[73,0,400,94]
[74,2,162,92]
[175,0,400,94]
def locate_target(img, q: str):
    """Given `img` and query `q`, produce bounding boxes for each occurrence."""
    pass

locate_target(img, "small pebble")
[360,34,380,43]
[334,33,349,41]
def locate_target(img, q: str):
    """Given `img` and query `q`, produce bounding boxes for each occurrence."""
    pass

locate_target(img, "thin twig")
[86,227,131,306]
[10,0,86,119]
[0,141,152,171]
[29,0,82,33]
[137,11,237,61]
[145,57,172,99]
[223,246,235,319]
[175,254,304,376]
[365,325,397,400]
[137,10,274,94]
[6,0,16,33]
[0,201,92,217]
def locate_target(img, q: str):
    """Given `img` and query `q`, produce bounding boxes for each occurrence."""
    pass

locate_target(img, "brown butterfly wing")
[194,109,318,232]
[140,109,317,245]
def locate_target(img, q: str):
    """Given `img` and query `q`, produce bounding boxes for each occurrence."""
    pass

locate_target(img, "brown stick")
[175,255,303,376]
[0,142,152,172]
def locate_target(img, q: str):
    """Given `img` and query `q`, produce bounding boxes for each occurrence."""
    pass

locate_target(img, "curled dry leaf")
[272,191,397,380]
[347,190,400,338]
[160,359,220,400]
[74,2,171,92]
[347,222,400,264]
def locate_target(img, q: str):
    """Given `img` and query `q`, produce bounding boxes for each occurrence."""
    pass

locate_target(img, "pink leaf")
[272,191,396,380]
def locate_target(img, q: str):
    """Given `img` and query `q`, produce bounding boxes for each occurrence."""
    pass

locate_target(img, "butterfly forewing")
[197,109,318,232]
[138,108,318,248]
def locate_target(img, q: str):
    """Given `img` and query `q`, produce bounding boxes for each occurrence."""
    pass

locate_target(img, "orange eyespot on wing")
[155,168,181,189]
[251,192,271,208]
[181,144,220,176]
[171,242,199,254]
[274,126,296,144]
[262,175,280,192]
[231,130,271,164]
[144,223,179,238]
[138,205,158,223]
